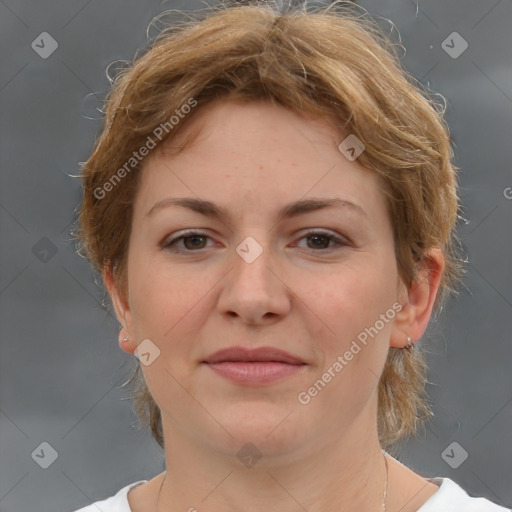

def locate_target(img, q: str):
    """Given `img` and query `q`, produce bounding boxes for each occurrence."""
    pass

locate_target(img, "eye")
[295,230,348,253]
[162,230,213,252]
[162,229,348,254]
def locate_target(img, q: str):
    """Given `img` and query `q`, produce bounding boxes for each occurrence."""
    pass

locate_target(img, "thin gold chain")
[383,450,389,511]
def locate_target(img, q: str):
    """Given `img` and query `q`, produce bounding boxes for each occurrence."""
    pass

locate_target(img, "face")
[110,99,413,461]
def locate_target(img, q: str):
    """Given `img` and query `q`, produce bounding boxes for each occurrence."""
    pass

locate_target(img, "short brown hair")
[75,1,464,454]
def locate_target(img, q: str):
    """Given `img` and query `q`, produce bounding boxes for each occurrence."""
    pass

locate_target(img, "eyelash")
[162,229,348,254]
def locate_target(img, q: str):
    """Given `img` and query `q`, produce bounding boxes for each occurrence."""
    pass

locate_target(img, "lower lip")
[204,362,306,384]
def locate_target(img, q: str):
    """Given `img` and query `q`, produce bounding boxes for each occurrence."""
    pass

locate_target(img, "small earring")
[404,336,413,350]
[122,336,128,342]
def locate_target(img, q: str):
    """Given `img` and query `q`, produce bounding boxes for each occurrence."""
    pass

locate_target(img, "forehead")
[135,99,389,226]
[167,99,344,155]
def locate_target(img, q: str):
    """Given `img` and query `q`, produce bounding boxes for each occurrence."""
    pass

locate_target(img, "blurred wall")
[0,1,510,510]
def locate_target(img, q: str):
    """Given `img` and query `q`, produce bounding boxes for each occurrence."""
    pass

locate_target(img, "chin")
[211,405,309,455]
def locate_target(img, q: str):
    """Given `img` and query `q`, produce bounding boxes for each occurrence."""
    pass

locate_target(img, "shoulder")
[418,477,510,512]
[71,480,147,512]
[69,476,510,512]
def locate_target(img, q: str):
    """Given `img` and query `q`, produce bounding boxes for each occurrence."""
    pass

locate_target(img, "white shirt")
[72,477,510,511]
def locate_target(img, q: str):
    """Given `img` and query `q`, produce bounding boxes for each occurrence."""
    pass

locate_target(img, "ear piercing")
[404,335,413,350]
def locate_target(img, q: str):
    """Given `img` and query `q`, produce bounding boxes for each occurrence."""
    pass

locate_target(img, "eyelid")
[162,228,350,253]
[292,229,349,252]
[161,229,214,249]
[293,228,349,243]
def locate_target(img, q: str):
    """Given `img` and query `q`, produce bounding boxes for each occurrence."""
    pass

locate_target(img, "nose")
[216,235,292,326]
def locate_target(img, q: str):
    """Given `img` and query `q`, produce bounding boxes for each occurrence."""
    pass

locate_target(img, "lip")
[203,346,306,365]
[202,346,307,385]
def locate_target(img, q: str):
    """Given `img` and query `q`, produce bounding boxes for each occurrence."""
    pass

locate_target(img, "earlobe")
[118,327,138,354]
[390,248,445,349]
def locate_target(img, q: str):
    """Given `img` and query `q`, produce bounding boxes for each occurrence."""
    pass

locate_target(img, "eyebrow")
[145,196,368,222]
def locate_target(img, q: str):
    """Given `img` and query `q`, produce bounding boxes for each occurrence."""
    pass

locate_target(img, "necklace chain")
[156,451,389,511]
[382,450,389,511]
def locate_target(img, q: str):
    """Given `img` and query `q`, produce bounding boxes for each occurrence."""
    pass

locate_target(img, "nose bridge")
[216,230,290,323]
[232,233,274,288]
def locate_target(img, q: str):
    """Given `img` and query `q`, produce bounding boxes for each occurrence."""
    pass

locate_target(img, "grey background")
[0,0,511,510]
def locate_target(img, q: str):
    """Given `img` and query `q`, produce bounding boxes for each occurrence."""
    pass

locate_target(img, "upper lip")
[203,346,306,365]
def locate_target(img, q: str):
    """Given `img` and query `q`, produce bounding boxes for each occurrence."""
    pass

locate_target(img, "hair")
[75,0,465,455]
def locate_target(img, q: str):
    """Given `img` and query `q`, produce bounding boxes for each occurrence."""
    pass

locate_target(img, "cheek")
[132,278,206,341]
[127,252,224,371]
[127,261,209,403]
[127,251,192,338]
[301,261,396,424]
[310,257,397,345]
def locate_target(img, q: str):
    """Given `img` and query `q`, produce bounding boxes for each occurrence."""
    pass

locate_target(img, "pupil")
[185,236,205,249]
[310,235,327,248]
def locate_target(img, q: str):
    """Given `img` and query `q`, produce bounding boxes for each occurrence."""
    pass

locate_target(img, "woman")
[72,2,509,511]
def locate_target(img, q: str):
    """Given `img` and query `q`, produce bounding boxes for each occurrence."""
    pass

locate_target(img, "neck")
[155,412,388,512]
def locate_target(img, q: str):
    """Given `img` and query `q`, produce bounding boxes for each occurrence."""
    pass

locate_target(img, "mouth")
[201,346,307,385]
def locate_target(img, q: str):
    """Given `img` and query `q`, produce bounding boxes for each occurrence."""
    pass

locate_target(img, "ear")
[103,266,138,354]
[390,247,445,348]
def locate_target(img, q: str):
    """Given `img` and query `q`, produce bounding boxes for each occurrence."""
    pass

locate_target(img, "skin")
[105,99,444,511]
